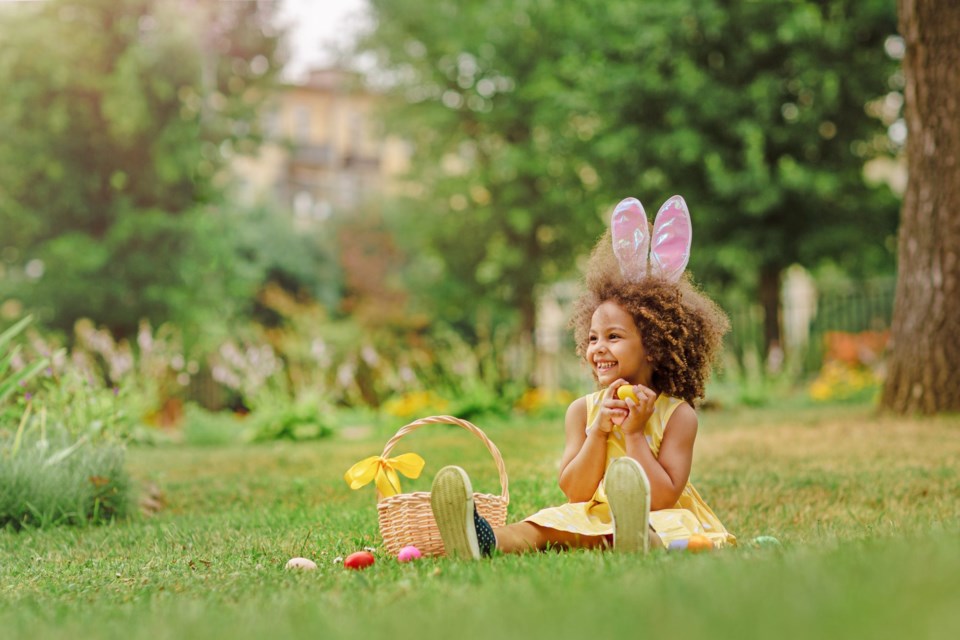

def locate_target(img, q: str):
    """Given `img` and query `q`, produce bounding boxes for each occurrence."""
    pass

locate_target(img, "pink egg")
[344,551,375,570]
[285,557,318,570]
[397,545,422,562]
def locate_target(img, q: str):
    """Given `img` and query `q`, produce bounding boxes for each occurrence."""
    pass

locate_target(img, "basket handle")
[379,415,509,504]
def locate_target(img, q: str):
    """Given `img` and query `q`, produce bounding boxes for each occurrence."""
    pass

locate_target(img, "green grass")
[2,403,959,639]
[0,438,131,530]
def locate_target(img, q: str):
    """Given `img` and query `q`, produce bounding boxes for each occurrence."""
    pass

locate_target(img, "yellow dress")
[524,392,736,549]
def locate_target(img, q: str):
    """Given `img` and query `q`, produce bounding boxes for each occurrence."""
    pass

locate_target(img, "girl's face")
[586,300,653,387]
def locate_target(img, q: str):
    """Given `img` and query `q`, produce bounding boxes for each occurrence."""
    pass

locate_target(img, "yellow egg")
[616,385,639,403]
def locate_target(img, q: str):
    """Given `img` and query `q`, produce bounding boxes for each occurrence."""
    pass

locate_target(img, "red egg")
[344,551,375,570]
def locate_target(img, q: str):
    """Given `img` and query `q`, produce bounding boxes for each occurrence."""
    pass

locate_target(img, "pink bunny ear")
[611,197,650,282]
[649,195,692,282]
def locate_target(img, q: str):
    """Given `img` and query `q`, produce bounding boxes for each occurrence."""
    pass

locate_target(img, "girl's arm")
[622,401,698,510]
[557,396,610,503]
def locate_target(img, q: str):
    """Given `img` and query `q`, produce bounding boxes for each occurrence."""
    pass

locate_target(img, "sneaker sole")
[430,466,480,559]
[606,457,651,554]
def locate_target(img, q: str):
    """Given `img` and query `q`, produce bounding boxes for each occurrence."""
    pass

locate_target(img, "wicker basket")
[375,415,509,557]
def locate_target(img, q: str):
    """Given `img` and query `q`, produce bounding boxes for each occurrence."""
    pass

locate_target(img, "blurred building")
[231,68,409,222]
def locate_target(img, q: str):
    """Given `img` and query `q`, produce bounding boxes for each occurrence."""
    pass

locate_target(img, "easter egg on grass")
[285,557,318,570]
[344,551,376,570]
[667,539,688,551]
[751,535,782,548]
[397,546,422,562]
[616,385,639,403]
[686,534,714,552]
[667,535,714,553]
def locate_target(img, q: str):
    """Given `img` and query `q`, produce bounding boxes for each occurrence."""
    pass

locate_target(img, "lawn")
[1,402,958,640]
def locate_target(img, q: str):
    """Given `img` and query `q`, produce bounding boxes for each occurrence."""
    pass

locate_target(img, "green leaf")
[0,358,49,406]
[0,316,32,353]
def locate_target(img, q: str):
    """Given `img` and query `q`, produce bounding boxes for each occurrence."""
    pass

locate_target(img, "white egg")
[285,557,318,570]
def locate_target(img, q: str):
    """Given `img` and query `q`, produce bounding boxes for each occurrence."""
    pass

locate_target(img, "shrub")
[243,395,335,443]
[1,316,134,530]
[0,418,131,530]
[181,403,248,446]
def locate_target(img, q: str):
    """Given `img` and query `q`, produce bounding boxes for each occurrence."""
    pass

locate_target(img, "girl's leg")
[493,521,609,553]
[649,528,664,550]
[493,522,662,553]
[431,466,609,557]
[430,465,659,557]
[496,454,662,554]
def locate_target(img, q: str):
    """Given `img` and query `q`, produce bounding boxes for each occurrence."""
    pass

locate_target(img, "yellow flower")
[808,361,880,402]
[516,387,574,412]
[383,391,448,418]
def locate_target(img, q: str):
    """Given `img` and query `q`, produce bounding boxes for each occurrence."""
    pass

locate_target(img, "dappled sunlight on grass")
[694,407,960,543]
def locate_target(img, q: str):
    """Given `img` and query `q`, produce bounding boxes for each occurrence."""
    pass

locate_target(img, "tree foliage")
[0,0,283,336]
[359,0,900,349]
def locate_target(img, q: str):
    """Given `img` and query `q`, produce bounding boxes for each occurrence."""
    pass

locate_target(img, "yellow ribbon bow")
[343,453,426,497]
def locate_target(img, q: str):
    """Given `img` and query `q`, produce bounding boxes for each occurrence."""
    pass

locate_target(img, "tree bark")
[759,266,782,361]
[881,0,960,413]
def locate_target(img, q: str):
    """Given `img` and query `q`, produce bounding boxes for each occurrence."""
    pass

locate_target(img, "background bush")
[0,429,130,530]
[1,317,135,531]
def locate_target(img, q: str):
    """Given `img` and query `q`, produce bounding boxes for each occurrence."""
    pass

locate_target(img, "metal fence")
[725,277,896,376]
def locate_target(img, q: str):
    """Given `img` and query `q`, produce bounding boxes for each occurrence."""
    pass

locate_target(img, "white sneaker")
[430,465,481,559]
[605,457,651,554]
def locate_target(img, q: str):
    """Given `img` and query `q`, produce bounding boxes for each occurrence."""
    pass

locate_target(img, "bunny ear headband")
[611,195,691,283]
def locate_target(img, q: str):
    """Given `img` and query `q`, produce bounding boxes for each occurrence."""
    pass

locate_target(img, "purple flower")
[24,392,32,401]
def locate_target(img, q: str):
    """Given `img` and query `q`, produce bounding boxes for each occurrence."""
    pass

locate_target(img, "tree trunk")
[881,0,960,413]
[759,266,782,361]
[517,285,538,388]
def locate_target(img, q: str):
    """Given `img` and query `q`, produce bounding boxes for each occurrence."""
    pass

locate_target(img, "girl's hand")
[588,382,626,435]
[617,383,657,435]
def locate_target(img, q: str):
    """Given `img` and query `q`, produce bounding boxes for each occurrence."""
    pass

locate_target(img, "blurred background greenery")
[0,0,903,460]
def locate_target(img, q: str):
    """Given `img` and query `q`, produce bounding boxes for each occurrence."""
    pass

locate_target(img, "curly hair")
[570,231,729,404]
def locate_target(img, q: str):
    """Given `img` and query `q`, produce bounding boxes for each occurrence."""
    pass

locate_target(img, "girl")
[430,196,736,557]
